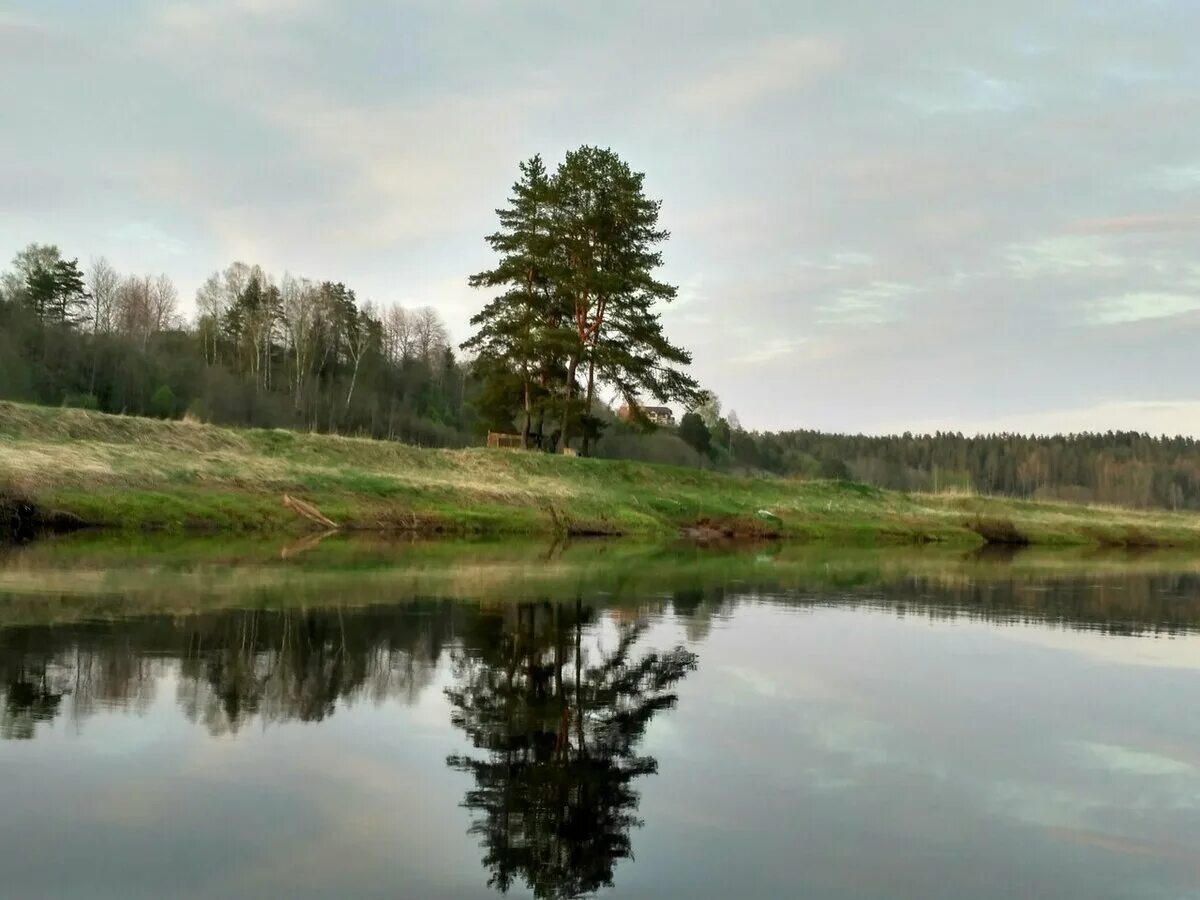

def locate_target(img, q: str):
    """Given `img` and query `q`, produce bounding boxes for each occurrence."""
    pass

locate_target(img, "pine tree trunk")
[581,356,597,457]
[521,370,532,449]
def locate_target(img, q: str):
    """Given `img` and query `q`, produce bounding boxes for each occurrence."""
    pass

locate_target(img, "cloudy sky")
[3,1,1199,434]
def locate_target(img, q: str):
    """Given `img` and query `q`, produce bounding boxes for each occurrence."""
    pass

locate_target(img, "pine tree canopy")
[463,146,699,454]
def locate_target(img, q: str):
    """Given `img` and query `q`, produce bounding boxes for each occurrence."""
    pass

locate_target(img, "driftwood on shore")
[282,494,340,530]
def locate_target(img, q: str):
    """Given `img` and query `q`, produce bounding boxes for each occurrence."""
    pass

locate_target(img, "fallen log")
[282,494,340,530]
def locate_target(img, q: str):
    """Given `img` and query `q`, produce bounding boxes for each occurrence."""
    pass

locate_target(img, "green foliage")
[464,147,699,455]
[62,392,99,411]
[678,411,712,458]
[149,384,177,418]
[720,426,1200,510]
[0,248,476,448]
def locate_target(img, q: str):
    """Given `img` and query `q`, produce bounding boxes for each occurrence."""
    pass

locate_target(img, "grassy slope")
[4,400,1200,546]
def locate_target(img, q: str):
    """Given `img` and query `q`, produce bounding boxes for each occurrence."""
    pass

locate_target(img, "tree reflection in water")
[0,603,456,739]
[446,599,697,899]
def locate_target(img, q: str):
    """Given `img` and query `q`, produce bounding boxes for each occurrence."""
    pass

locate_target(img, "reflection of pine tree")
[446,600,697,899]
[1,660,65,740]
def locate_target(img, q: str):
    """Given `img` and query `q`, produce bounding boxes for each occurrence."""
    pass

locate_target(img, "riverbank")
[4,401,1200,547]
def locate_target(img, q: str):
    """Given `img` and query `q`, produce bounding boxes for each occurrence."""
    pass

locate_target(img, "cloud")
[133,8,560,270]
[260,87,557,244]
[1003,235,1125,278]
[897,68,1027,115]
[1088,291,1200,325]
[730,337,807,366]
[0,11,42,31]
[674,34,843,114]
[817,281,914,327]
[1069,213,1200,234]
[1078,741,1195,777]
[1146,162,1200,193]
[156,0,322,32]
[799,251,876,272]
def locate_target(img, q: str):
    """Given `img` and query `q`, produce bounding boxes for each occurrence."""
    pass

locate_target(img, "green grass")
[4,400,1200,547]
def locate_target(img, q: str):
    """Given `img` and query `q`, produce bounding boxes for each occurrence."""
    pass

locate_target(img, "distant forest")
[3,242,1200,511]
[723,428,1200,511]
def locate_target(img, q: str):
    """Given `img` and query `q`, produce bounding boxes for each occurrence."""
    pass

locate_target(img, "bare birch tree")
[281,273,320,411]
[195,272,227,364]
[87,257,119,335]
[413,306,448,361]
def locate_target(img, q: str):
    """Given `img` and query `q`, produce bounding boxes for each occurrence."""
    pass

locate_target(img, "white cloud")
[1079,742,1195,777]
[817,281,914,326]
[1146,162,1200,193]
[104,221,189,260]
[730,337,807,366]
[137,13,560,256]
[260,87,556,244]
[675,34,843,114]
[1003,235,1124,278]
[898,67,1026,115]
[156,0,321,32]
[799,251,876,272]
[1088,291,1200,325]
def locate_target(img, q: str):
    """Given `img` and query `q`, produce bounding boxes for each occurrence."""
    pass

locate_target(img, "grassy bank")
[4,400,1200,547]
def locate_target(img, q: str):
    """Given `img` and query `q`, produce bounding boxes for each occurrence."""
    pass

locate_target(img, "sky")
[2,0,1199,435]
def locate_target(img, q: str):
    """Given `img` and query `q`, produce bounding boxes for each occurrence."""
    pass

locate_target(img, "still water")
[0,538,1198,899]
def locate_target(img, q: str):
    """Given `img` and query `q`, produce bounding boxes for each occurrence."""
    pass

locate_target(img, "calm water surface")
[0,540,1198,899]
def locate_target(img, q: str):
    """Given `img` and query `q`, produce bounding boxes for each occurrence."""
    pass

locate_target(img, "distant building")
[618,404,676,427]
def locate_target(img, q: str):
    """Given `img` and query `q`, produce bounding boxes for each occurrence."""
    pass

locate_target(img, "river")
[0,537,1197,899]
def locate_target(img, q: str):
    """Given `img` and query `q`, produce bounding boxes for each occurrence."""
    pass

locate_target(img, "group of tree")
[464,146,701,455]
[10,138,1200,511]
[0,244,470,446]
[705,404,1200,511]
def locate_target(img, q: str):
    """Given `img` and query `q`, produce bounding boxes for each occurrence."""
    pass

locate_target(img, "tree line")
[0,244,472,446]
[714,418,1200,511]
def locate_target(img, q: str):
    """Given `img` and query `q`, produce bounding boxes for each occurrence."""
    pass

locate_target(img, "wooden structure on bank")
[486,432,576,456]
[487,432,525,450]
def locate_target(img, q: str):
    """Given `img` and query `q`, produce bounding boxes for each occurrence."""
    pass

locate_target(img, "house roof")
[617,404,674,419]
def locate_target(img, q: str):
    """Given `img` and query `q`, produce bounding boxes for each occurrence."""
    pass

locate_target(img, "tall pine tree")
[464,147,698,455]
[464,155,565,448]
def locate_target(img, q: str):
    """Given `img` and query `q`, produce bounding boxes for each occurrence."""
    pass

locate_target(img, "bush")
[62,392,99,410]
[149,384,177,419]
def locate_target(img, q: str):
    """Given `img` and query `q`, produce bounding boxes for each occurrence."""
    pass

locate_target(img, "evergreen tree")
[464,147,699,455]
[464,156,562,448]
[678,411,712,458]
[552,146,698,455]
[47,258,91,327]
